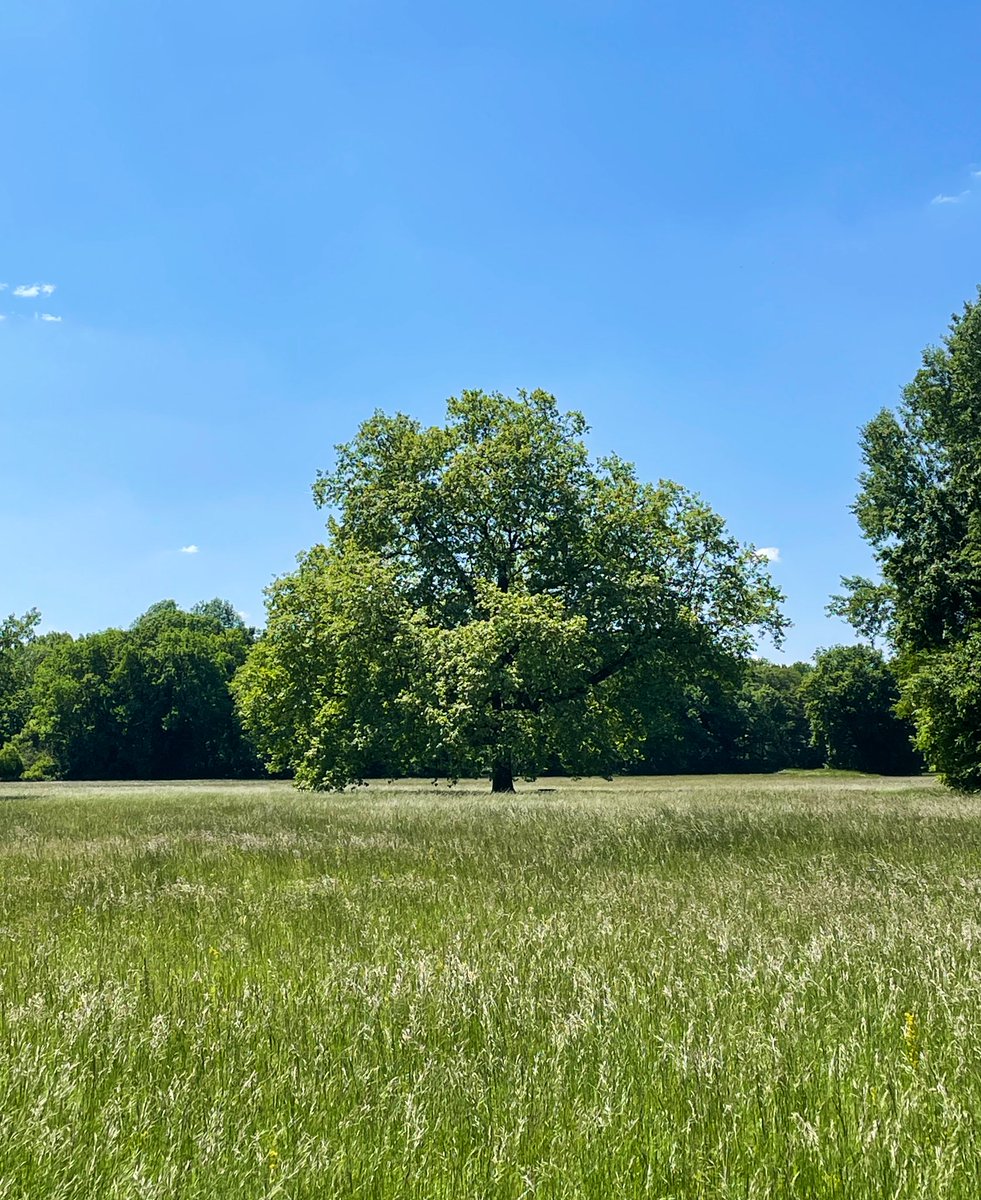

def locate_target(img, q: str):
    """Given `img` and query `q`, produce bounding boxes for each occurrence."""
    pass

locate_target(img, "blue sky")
[2,0,980,661]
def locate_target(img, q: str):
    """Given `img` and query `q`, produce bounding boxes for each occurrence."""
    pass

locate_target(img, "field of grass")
[0,773,979,1198]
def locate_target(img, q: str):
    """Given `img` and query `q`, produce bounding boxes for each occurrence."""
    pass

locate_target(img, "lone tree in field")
[235,390,785,790]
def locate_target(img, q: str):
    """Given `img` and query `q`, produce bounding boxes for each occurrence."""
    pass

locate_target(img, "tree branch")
[410,515,477,603]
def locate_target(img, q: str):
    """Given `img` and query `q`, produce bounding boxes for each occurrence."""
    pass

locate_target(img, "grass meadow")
[0,773,979,1198]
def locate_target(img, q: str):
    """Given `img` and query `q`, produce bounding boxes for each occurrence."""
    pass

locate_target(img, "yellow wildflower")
[903,1011,920,1067]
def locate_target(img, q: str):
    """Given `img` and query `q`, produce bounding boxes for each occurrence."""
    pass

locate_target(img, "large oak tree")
[235,390,785,791]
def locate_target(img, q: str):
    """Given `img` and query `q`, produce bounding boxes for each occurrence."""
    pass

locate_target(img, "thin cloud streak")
[179,544,199,554]
[13,283,56,298]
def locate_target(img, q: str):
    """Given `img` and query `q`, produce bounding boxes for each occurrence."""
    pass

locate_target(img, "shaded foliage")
[0,741,23,781]
[27,600,261,780]
[854,289,981,788]
[734,659,823,772]
[900,633,981,792]
[633,659,820,775]
[0,609,41,744]
[800,645,921,775]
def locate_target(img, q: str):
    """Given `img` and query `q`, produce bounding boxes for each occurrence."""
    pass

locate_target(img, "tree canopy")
[853,290,981,788]
[0,609,40,745]
[735,659,822,773]
[800,645,920,775]
[235,389,786,790]
[826,576,895,651]
[26,600,260,780]
[856,294,981,652]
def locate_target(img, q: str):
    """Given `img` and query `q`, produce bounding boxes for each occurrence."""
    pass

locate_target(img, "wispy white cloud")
[0,284,7,292]
[38,313,62,323]
[0,314,6,321]
[13,282,56,298]
[754,546,781,563]
[931,191,970,205]
[180,544,199,554]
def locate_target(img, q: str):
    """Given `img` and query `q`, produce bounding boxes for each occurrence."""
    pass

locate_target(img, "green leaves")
[0,609,41,744]
[856,292,981,652]
[28,602,258,780]
[826,576,895,650]
[415,584,606,779]
[233,547,427,788]
[240,389,785,789]
[900,634,981,791]
[851,288,981,789]
[800,646,921,775]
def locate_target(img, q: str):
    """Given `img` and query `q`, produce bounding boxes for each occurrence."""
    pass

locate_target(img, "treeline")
[636,647,921,776]
[0,601,920,781]
[0,600,262,781]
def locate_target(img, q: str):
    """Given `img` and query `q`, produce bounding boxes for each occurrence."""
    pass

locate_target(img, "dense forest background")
[0,599,920,782]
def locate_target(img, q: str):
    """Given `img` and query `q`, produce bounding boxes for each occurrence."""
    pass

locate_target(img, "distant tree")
[0,741,23,781]
[234,390,786,790]
[853,289,981,788]
[0,609,41,744]
[121,602,260,777]
[191,598,249,631]
[611,658,819,776]
[29,601,261,779]
[28,628,129,778]
[736,660,821,772]
[800,645,921,775]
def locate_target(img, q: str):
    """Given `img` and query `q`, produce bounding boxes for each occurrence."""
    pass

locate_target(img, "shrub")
[21,752,58,782]
[0,742,24,781]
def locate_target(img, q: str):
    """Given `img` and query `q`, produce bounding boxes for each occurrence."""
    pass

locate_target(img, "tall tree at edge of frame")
[854,288,981,790]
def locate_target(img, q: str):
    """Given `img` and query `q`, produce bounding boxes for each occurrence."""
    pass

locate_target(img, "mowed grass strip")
[0,775,978,1198]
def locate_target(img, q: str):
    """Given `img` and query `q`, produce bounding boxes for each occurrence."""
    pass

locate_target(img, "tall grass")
[0,774,978,1197]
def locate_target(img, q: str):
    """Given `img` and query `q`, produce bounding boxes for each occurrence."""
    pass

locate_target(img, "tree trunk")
[491,759,515,793]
